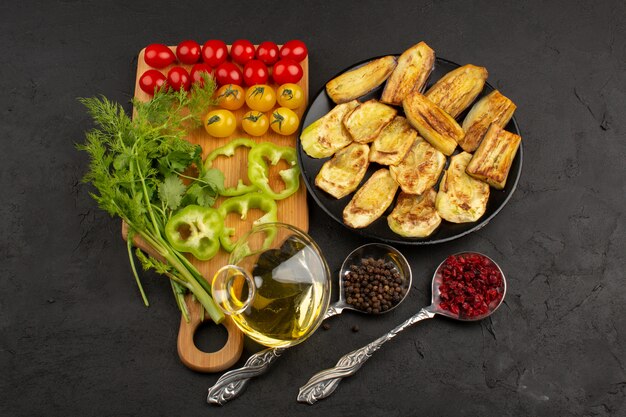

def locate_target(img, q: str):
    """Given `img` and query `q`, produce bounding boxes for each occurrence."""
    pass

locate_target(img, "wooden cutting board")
[124,45,309,372]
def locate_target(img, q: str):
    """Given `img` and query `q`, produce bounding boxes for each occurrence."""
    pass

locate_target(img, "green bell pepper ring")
[204,138,258,197]
[218,192,278,253]
[165,205,224,261]
[247,142,300,200]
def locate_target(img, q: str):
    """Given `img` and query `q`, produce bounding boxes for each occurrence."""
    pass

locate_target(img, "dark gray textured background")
[1,0,625,416]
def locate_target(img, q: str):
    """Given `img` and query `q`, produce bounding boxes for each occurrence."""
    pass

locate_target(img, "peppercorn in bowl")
[339,243,412,314]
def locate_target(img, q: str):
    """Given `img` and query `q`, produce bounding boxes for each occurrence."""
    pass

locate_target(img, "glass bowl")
[212,223,332,348]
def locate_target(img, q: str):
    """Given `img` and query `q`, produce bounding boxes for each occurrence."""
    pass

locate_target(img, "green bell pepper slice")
[247,142,300,200]
[218,191,278,253]
[165,205,224,261]
[204,138,258,196]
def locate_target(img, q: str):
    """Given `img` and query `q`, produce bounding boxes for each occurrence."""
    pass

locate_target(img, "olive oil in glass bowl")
[212,223,332,348]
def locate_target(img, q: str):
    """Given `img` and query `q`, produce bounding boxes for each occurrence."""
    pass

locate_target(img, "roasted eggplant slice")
[466,124,521,189]
[343,99,397,144]
[388,190,441,238]
[300,100,359,158]
[389,137,446,195]
[369,116,417,166]
[425,64,488,118]
[326,56,397,104]
[381,41,435,105]
[402,92,464,155]
[460,90,516,152]
[343,169,398,228]
[315,143,370,199]
[436,152,490,223]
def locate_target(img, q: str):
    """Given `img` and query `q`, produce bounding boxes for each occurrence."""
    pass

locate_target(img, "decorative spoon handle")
[207,347,285,405]
[207,306,342,405]
[297,307,435,404]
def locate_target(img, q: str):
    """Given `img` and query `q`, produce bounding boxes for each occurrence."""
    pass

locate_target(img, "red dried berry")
[437,254,503,319]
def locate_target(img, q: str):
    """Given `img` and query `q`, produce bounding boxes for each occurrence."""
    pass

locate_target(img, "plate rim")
[297,54,523,246]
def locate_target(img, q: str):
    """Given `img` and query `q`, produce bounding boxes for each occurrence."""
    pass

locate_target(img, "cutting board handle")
[177,294,244,372]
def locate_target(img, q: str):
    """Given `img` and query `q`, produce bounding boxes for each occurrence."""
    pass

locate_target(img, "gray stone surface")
[1,0,625,415]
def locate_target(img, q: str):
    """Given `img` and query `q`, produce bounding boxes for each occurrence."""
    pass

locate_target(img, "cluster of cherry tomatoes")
[139,39,307,95]
[204,82,304,138]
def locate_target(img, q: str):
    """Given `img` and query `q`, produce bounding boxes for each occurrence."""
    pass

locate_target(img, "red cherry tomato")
[256,41,279,65]
[215,62,243,86]
[231,39,255,65]
[190,63,213,85]
[202,40,228,67]
[279,40,308,62]
[272,59,303,84]
[167,66,191,91]
[144,44,176,68]
[139,69,166,95]
[176,40,201,65]
[243,60,269,86]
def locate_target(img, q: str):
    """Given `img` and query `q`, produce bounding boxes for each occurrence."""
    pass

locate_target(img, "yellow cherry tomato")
[270,107,299,135]
[241,111,269,137]
[245,84,276,112]
[276,83,304,109]
[203,109,236,138]
[216,84,245,110]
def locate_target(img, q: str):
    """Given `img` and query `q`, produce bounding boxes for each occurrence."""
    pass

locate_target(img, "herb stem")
[136,159,162,238]
[170,280,190,322]
[164,251,224,323]
[134,227,222,322]
[127,230,149,306]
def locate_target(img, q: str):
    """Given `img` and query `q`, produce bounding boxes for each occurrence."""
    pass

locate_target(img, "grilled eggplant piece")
[436,152,489,223]
[326,56,397,104]
[343,169,398,228]
[402,92,464,155]
[388,190,441,238]
[460,90,516,152]
[425,64,488,118]
[369,116,417,166]
[466,124,521,189]
[381,42,435,105]
[389,137,446,195]
[343,99,397,144]
[300,100,360,158]
[315,143,370,199]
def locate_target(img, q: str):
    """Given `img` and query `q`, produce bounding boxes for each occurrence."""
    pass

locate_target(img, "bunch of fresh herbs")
[78,76,225,323]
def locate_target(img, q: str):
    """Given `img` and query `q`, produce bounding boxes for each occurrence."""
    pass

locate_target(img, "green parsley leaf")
[182,182,217,207]
[202,168,225,193]
[158,175,186,210]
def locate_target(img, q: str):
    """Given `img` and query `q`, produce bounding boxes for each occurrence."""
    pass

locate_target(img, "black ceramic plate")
[297,56,523,245]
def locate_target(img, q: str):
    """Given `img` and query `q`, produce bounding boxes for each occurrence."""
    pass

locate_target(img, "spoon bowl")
[429,252,507,321]
[334,243,412,315]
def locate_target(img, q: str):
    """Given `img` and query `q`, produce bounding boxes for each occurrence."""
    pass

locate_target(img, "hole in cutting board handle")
[193,321,229,353]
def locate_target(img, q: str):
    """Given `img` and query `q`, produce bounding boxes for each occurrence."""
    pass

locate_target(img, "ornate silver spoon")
[297,252,507,404]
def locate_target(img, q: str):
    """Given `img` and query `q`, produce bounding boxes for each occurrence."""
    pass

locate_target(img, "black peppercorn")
[343,257,406,313]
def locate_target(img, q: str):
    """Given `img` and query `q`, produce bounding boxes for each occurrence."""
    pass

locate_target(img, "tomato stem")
[282,89,293,100]
[250,86,265,97]
[243,112,263,122]
[218,85,239,99]
[207,115,221,125]
[271,111,284,131]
